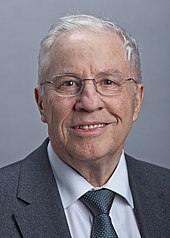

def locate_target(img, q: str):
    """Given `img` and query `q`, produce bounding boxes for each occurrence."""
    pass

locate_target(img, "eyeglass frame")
[40,72,141,97]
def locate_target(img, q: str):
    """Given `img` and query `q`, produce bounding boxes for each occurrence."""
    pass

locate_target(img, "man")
[1,15,170,238]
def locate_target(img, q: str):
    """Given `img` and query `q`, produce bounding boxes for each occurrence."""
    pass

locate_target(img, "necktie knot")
[80,188,115,216]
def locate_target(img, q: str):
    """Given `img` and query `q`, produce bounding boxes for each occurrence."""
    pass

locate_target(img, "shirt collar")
[48,141,134,209]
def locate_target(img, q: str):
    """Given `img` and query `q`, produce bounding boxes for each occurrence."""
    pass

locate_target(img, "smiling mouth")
[76,124,106,130]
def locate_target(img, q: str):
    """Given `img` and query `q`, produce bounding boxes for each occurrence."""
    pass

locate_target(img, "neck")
[68,149,122,187]
[51,141,123,187]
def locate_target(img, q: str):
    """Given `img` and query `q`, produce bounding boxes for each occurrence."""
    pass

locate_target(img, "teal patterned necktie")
[80,188,118,238]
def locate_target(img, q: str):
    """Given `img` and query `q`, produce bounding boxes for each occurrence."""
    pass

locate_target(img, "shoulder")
[0,160,22,190]
[125,154,170,192]
[125,154,170,175]
[0,138,49,192]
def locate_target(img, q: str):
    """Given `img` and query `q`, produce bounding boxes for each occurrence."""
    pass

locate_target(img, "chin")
[68,147,110,162]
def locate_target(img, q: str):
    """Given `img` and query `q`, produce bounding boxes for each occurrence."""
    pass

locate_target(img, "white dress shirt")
[48,142,141,238]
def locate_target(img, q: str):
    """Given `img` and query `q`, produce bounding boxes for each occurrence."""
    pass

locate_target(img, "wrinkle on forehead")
[48,30,134,79]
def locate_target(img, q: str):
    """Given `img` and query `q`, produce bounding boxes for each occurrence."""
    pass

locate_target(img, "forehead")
[48,30,133,76]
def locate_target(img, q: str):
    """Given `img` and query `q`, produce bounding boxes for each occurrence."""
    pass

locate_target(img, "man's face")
[35,30,144,167]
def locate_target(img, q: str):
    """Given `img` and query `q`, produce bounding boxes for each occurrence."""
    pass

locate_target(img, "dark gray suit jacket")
[1,139,170,237]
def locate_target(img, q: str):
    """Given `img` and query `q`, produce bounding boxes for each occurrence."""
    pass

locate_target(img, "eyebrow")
[97,70,122,76]
[51,72,80,78]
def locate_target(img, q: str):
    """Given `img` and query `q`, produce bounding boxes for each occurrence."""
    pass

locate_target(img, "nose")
[74,80,104,112]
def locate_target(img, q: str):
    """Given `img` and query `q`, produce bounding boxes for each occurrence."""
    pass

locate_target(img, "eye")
[102,79,119,85]
[99,78,121,87]
[61,80,79,87]
[55,76,80,88]
[54,76,81,94]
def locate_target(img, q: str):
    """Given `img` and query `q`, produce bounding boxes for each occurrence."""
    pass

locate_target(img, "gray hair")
[38,14,142,85]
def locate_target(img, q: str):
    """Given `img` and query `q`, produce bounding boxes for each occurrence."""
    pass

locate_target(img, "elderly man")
[1,15,170,238]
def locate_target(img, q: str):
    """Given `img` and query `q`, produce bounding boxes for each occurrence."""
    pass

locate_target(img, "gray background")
[0,0,170,168]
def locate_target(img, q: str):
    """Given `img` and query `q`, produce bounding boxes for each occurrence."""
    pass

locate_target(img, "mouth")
[74,123,110,131]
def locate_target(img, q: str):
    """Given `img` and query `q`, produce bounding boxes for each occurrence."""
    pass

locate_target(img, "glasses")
[40,72,139,97]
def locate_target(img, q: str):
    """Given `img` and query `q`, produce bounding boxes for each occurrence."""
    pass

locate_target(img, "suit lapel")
[13,139,71,238]
[126,154,169,238]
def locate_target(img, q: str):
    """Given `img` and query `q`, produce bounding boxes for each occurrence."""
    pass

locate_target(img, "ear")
[133,84,144,122]
[34,86,47,123]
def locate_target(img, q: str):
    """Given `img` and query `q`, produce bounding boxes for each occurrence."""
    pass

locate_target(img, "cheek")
[44,95,58,122]
[106,93,136,129]
[44,94,74,135]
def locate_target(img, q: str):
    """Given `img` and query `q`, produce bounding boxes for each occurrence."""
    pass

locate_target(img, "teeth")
[78,124,105,130]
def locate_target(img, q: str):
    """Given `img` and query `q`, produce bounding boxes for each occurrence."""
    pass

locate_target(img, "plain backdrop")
[0,0,170,168]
